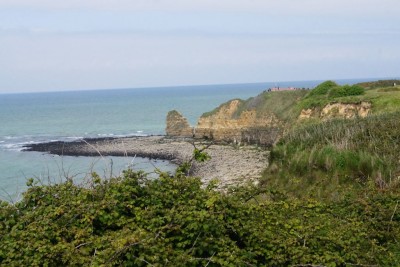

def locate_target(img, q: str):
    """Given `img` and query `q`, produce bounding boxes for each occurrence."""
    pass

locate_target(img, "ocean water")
[0,79,379,201]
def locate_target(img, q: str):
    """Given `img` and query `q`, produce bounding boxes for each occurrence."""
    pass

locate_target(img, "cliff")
[166,80,400,145]
[166,90,306,146]
[298,102,371,120]
[165,110,193,137]
[194,99,282,145]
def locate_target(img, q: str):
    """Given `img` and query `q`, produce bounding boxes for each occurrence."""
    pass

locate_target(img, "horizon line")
[1,76,399,95]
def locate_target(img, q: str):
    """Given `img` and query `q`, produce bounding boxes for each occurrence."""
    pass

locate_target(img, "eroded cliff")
[165,110,193,137]
[194,99,282,145]
[299,102,371,120]
[165,91,289,145]
[165,81,382,145]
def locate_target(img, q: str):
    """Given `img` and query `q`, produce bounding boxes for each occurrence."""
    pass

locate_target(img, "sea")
[0,78,383,201]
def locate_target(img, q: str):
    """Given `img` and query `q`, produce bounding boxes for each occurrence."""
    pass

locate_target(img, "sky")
[0,0,399,93]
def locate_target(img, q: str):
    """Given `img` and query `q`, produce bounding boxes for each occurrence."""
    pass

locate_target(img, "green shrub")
[329,85,365,98]
[1,169,399,266]
[307,80,338,97]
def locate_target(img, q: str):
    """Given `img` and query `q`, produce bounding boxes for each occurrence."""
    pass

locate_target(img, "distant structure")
[267,86,301,92]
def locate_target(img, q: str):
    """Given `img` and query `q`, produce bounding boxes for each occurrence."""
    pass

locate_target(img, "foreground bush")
[1,169,399,266]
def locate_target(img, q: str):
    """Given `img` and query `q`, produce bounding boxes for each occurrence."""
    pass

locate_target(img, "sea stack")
[165,110,193,137]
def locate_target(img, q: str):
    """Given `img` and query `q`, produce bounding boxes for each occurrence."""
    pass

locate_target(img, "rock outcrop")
[165,110,193,137]
[166,100,282,146]
[166,91,372,146]
[299,102,371,120]
[194,100,281,145]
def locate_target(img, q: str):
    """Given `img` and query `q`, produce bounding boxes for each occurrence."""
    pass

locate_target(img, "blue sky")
[0,0,399,93]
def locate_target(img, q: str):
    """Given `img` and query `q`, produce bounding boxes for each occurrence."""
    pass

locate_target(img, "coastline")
[24,136,269,188]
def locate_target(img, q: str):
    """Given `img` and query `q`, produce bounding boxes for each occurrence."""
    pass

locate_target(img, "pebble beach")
[25,136,269,188]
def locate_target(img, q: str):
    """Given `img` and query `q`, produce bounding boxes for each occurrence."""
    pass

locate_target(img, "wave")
[97,133,115,137]
[0,136,63,151]
[4,136,17,140]
[65,136,84,140]
[1,143,25,152]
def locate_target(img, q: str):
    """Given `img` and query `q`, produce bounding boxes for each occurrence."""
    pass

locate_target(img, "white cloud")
[1,29,399,93]
[0,0,399,16]
[1,0,399,92]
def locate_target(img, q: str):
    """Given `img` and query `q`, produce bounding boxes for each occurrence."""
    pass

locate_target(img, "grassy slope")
[260,81,400,200]
[357,79,400,89]
[201,90,308,122]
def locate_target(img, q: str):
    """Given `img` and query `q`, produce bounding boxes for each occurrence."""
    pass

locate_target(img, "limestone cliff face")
[166,96,372,145]
[195,100,281,144]
[165,110,193,137]
[166,99,282,145]
[299,102,371,120]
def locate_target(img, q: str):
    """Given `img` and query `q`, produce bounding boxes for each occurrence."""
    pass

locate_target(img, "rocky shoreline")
[23,136,269,188]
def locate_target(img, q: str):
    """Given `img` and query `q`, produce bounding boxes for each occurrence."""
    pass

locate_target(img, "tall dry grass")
[262,112,400,199]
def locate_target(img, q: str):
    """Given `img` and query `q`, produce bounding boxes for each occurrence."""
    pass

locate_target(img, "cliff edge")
[166,80,400,145]
[166,90,306,146]
[194,99,282,145]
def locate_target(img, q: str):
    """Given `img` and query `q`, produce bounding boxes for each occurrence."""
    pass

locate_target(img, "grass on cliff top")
[242,90,308,121]
[201,98,245,118]
[298,81,366,110]
[201,90,308,122]
[363,86,400,113]
[298,83,400,114]
[356,79,400,89]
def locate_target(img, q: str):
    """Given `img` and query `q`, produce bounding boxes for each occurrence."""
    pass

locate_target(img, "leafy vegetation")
[307,80,338,97]
[328,85,365,98]
[299,84,365,110]
[1,168,400,266]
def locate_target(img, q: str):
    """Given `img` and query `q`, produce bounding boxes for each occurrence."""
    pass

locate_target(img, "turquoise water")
[0,79,379,201]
